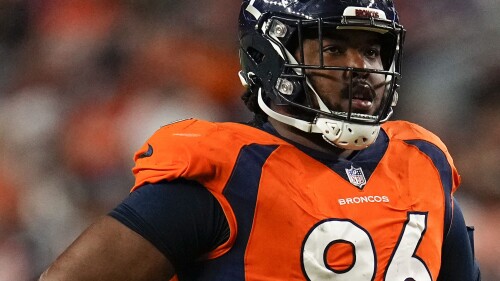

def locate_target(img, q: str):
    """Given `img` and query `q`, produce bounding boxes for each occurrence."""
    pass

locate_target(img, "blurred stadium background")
[0,0,498,280]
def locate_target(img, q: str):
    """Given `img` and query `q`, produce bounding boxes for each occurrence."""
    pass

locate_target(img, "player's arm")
[437,198,481,281]
[39,215,174,281]
[39,179,230,281]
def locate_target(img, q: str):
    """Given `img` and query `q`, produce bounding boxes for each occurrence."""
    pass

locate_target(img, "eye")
[365,46,381,59]
[323,45,344,55]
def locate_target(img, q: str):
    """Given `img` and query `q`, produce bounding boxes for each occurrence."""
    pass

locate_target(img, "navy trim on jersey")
[261,122,389,188]
[400,141,480,280]
[437,198,480,281]
[176,144,278,280]
[404,140,453,238]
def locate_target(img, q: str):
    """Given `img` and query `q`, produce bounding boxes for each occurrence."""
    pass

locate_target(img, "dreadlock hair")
[241,89,268,127]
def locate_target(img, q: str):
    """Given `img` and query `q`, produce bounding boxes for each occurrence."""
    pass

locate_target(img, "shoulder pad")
[382,120,449,153]
[131,119,286,191]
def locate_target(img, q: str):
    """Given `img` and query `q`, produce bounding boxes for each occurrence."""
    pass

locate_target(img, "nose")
[343,49,368,79]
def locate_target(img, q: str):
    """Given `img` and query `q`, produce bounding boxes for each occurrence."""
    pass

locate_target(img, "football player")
[39,0,481,280]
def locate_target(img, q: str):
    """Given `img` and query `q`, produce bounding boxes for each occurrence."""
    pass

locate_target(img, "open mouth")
[343,81,375,112]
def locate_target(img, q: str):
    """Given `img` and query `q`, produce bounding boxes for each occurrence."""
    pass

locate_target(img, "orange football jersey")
[132,119,459,281]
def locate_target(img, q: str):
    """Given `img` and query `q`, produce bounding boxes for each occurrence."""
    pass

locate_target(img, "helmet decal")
[343,7,387,20]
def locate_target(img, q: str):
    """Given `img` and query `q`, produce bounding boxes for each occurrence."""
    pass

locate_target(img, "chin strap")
[257,89,380,150]
[258,88,321,133]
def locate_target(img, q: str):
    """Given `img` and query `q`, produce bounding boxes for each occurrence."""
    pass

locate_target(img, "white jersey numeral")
[385,213,432,281]
[302,213,432,281]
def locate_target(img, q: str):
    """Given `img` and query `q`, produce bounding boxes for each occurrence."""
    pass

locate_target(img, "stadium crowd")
[0,0,498,280]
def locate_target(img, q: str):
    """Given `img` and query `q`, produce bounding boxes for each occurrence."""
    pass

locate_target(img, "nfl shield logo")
[345,165,367,189]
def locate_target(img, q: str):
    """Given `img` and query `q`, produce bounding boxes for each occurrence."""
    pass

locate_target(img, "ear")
[391,91,398,106]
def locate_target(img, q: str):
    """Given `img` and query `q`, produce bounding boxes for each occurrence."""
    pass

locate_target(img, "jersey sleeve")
[109,179,230,270]
[129,119,242,259]
[131,119,227,190]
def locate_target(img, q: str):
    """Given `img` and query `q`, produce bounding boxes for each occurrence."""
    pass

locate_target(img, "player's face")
[298,29,387,116]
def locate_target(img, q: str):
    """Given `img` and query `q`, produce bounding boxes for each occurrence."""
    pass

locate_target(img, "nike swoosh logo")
[138,144,154,158]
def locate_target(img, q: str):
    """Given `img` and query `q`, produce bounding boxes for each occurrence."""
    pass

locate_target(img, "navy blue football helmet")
[238,0,405,150]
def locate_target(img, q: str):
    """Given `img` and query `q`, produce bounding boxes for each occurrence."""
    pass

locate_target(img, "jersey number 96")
[301,212,432,281]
